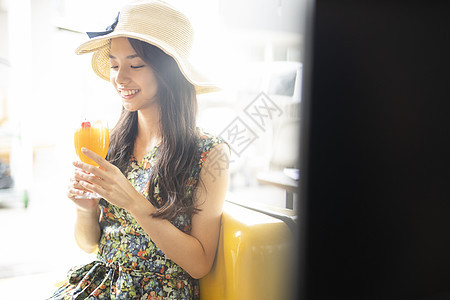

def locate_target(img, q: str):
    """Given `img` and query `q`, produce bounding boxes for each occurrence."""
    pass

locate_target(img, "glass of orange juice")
[74,118,109,198]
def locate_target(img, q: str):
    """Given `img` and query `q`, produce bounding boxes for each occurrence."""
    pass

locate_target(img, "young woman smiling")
[48,1,229,299]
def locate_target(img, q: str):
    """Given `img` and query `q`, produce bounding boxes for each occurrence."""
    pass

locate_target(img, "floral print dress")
[49,132,225,300]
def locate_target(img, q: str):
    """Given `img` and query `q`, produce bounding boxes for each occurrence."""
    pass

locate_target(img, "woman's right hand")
[67,170,101,212]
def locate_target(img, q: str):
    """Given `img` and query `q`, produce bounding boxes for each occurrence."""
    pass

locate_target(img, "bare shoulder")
[200,142,230,182]
[193,142,229,218]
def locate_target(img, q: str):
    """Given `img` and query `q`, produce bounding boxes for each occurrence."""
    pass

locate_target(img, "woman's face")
[109,37,159,112]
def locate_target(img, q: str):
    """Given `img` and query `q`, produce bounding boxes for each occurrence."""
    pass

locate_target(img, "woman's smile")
[119,88,141,98]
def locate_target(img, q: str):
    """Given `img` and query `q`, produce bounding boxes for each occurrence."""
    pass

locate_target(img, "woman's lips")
[119,89,140,98]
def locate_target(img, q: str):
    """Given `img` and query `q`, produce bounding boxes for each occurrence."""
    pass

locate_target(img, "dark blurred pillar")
[300,1,450,299]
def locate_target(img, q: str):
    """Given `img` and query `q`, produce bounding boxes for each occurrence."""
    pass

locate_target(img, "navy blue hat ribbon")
[86,12,120,39]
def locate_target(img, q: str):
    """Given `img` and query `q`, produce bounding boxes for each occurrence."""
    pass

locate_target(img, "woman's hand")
[73,147,148,212]
[67,172,101,212]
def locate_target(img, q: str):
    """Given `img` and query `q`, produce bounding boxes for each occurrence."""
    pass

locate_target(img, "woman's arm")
[75,144,229,278]
[67,176,102,253]
[74,207,101,253]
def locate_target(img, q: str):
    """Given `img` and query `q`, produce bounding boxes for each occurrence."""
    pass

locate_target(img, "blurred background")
[0,0,305,298]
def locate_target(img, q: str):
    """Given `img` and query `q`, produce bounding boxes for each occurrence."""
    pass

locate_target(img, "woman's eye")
[109,64,144,70]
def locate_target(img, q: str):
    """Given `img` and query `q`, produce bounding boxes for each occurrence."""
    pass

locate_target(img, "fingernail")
[81,147,87,153]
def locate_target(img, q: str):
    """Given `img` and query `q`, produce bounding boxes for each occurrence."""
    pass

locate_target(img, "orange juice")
[74,120,109,167]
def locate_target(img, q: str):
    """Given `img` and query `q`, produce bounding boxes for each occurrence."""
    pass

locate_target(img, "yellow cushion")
[200,201,295,299]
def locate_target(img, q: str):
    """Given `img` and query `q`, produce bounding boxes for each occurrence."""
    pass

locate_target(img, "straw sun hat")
[75,0,219,94]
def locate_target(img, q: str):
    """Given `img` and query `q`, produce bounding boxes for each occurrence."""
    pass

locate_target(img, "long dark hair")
[107,38,200,220]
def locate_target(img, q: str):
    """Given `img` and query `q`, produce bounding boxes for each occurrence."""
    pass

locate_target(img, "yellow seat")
[200,200,296,300]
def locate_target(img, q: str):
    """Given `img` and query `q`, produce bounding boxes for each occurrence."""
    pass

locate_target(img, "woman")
[49,1,229,299]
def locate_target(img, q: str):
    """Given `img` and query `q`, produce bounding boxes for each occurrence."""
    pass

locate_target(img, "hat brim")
[75,32,220,94]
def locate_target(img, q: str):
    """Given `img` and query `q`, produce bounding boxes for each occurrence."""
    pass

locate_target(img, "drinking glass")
[74,118,109,199]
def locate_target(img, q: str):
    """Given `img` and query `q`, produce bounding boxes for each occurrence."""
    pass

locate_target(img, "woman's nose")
[113,67,130,85]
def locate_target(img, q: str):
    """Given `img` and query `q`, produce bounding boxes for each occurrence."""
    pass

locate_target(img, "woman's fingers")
[71,148,133,208]
[72,160,109,198]
[73,160,102,176]
[74,170,103,186]
[67,187,85,198]
[68,177,87,193]
[78,180,105,197]
[81,148,110,171]
[72,149,115,184]
[67,178,89,199]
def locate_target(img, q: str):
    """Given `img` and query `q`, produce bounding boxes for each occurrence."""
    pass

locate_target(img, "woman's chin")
[122,104,138,112]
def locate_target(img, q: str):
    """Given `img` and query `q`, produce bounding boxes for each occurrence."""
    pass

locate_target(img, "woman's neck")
[135,108,162,158]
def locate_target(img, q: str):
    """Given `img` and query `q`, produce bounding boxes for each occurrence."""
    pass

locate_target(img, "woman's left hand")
[73,147,147,212]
